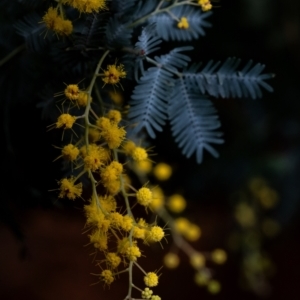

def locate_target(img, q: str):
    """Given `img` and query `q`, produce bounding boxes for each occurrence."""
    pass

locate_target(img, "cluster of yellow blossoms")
[177,0,212,29]
[54,77,163,299]
[42,0,107,36]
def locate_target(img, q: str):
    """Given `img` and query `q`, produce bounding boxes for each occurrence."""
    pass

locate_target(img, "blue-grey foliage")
[183,58,274,99]
[2,1,274,163]
[169,77,224,163]
[14,12,52,52]
[134,23,162,79]
[149,5,212,41]
[105,16,133,49]
[129,47,192,138]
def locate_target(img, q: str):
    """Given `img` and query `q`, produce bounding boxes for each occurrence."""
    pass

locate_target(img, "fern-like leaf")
[169,77,224,163]
[128,47,192,138]
[105,15,133,49]
[184,58,274,99]
[112,0,137,14]
[134,23,162,79]
[149,5,212,41]
[128,66,173,138]
[14,12,53,52]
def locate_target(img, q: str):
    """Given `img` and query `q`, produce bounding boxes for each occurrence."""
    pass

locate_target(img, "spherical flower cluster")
[145,226,164,243]
[42,7,73,36]
[190,252,206,269]
[177,17,189,29]
[61,144,79,161]
[106,252,121,269]
[136,187,153,207]
[132,147,148,162]
[81,144,107,171]
[58,177,82,200]
[106,110,122,124]
[167,194,186,213]
[101,269,114,285]
[56,113,76,129]
[64,84,79,100]
[62,0,107,13]
[142,288,153,299]
[126,245,141,261]
[64,84,89,107]
[163,253,180,269]
[89,229,108,251]
[149,187,164,211]
[174,217,202,241]
[153,163,172,181]
[211,249,227,264]
[101,161,123,194]
[198,0,212,11]
[102,64,126,86]
[96,116,126,149]
[144,272,159,287]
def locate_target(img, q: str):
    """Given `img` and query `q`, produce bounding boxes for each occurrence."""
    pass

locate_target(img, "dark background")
[1,0,300,299]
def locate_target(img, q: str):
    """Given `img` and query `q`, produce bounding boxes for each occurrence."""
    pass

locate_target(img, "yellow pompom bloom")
[101,161,123,183]
[153,163,172,181]
[102,64,126,86]
[136,187,153,206]
[56,113,76,129]
[144,272,159,287]
[64,84,79,100]
[77,92,89,106]
[106,110,122,124]
[121,215,134,232]
[58,177,82,200]
[145,226,164,243]
[88,128,101,142]
[126,245,141,261]
[62,0,107,13]
[97,117,126,149]
[167,194,186,213]
[89,229,108,250]
[173,217,190,234]
[135,160,153,173]
[42,7,73,36]
[123,140,136,155]
[42,7,58,29]
[163,253,180,269]
[132,147,148,162]
[100,269,114,285]
[61,144,79,161]
[132,218,148,239]
[190,252,206,268]
[149,187,164,211]
[81,144,107,171]
[53,18,73,36]
[142,288,153,299]
[133,225,146,240]
[83,148,106,172]
[211,249,227,264]
[198,0,212,11]
[184,224,201,241]
[177,17,189,29]
[109,212,124,228]
[106,252,121,269]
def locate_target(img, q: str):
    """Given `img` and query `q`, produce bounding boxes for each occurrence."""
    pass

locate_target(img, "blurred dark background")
[1,0,300,299]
